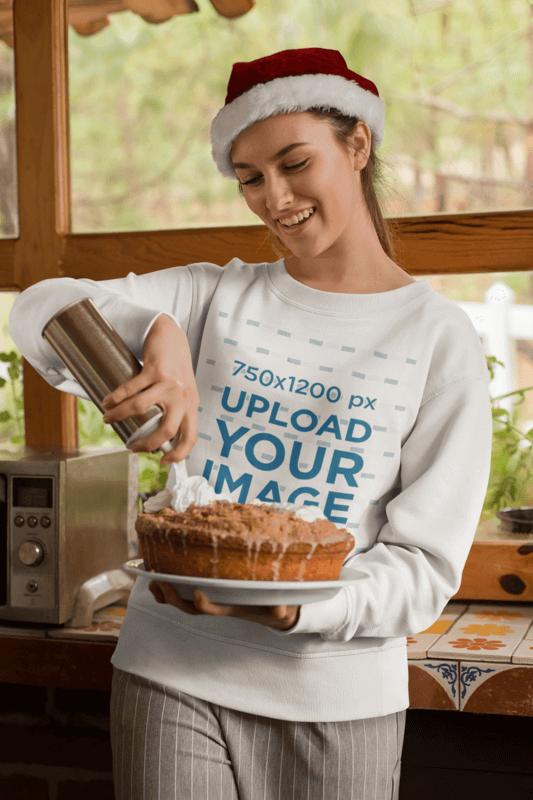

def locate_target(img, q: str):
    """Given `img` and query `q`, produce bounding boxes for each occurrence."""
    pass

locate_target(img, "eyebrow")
[232,142,311,170]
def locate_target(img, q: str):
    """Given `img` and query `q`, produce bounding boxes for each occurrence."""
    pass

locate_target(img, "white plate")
[123,559,365,606]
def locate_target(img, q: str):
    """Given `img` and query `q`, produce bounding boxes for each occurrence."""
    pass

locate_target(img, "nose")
[263,173,294,218]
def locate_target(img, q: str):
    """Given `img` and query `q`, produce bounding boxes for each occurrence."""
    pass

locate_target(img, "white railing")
[456,281,532,419]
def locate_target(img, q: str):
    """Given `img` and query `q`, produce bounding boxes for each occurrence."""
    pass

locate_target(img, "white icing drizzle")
[295,540,320,581]
[271,539,291,581]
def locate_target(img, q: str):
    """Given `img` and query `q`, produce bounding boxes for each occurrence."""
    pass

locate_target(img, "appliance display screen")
[12,477,53,508]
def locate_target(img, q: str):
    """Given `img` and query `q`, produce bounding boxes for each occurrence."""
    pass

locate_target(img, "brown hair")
[236,108,400,262]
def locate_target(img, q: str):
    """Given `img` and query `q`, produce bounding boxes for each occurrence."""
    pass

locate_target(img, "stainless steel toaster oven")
[0,446,138,624]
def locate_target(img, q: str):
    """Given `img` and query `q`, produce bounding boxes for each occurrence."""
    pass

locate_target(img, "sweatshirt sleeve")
[8,264,225,400]
[270,373,493,640]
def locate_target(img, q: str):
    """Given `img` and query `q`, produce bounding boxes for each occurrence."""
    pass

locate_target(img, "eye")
[241,158,309,186]
[241,175,261,186]
[285,158,309,174]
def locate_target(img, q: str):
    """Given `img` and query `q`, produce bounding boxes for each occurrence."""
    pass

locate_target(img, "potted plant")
[483,355,533,533]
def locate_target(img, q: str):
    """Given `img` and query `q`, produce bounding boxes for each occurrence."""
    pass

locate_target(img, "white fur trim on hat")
[210,72,385,179]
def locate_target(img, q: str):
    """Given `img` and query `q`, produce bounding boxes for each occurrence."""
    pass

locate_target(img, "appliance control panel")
[10,476,55,609]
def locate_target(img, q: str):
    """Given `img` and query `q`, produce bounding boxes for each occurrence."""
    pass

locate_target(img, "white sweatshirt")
[9,258,493,722]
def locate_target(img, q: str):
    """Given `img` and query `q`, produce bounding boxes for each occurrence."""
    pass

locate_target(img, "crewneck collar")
[265,259,433,317]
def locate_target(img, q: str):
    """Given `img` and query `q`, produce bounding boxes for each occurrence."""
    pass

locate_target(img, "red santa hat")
[210,47,385,179]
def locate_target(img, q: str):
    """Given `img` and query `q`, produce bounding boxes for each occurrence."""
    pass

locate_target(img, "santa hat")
[210,47,385,179]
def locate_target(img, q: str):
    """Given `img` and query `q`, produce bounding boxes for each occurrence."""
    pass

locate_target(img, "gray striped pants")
[110,666,406,800]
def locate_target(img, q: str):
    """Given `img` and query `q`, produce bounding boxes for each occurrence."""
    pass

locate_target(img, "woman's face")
[231,112,369,263]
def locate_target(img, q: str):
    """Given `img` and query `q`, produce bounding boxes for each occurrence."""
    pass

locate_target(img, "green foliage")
[0,349,24,444]
[482,355,533,517]
[77,397,168,494]
[137,451,169,495]
[63,0,530,235]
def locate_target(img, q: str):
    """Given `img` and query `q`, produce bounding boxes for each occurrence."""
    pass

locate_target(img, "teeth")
[280,207,315,227]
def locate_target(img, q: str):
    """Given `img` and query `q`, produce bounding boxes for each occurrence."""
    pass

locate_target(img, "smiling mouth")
[278,209,316,232]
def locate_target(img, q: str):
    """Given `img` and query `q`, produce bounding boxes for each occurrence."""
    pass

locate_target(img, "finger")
[148,582,165,603]
[131,405,183,454]
[192,591,234,616]
[101,373,153,410]
[103,386,165,426]
[156,582,202,614]
[160,413,198,465]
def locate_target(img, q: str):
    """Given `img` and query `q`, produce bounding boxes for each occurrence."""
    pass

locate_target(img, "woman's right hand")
[101,315,200,465]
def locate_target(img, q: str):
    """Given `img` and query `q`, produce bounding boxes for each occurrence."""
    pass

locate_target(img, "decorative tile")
[408,660,459,710]
[428,603,533,663]
[460,661,533,716]
[511,638,533,665]
[407,602,468,659]
[454,603,533,631]
[523,617,533,639]
[428,632,522,663]
[419,601,469,633]
[407,633,443,659]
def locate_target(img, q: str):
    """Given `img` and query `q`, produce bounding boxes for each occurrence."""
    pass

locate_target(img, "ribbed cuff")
[268,587,348,636]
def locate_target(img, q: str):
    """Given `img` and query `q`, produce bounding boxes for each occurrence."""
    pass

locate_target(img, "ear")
[349,121,372,171]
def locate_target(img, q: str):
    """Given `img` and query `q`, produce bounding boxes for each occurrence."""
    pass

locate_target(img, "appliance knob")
[18,540,45,567]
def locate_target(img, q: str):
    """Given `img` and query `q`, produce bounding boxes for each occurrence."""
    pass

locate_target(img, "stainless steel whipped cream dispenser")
[42,297,173,454]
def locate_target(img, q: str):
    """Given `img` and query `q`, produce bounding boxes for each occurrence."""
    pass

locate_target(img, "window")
[0,291,23,446]
[0,0,17,238]
[68,1,533,233]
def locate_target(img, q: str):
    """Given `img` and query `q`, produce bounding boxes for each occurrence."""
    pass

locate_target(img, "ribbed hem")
[265,260,432,317]
[111,603,409,722]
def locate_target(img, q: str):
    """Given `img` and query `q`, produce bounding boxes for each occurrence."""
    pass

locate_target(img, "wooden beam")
[0,239,17,289]
[393,209,533,275]
[13,0,78,447]
[55,209,533,281]
[3,205,533,292]
[22,359,79,447]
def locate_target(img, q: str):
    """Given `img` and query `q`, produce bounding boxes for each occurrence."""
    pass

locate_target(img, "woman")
[9,47,493,800]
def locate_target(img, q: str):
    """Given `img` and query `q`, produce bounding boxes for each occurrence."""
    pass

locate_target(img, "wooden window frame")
[1,0,532,448]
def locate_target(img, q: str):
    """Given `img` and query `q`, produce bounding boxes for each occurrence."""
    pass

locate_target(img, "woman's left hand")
[149,581,300,631]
